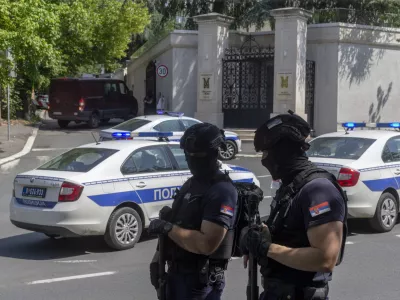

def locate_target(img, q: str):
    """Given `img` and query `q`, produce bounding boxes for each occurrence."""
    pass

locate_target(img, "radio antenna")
[91,132,100,145]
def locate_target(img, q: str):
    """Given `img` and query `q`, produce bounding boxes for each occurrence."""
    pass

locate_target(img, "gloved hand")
[148,219,173,235]
[150,261,160,289]
[240,224,271,260]
[159,206,173,221]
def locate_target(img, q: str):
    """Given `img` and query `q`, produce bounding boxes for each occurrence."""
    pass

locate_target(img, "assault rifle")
[246,192,263,300]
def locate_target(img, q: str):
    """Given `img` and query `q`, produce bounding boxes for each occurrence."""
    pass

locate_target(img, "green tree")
[0,0,150,119]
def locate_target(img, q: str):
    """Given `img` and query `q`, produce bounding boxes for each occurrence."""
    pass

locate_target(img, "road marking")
[345,241,354,245]
[396,235,400,238]
[0,159,20,173]
[26,271,116,285]
[258,175,271,178]
[264,196,272,199]
[54,260,97,264]
[32,148,71,152]
[231,257,241,260]
[236,154,262,158]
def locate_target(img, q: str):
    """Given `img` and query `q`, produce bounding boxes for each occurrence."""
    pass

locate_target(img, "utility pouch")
[198,259,209,285]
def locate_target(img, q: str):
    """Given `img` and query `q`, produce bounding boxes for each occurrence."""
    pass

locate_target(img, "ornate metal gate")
[222,36,275,129]
[305,60,316,129]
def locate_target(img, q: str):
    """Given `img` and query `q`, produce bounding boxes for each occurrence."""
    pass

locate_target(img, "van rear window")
[38,148,118,172]
[113,119,151,132]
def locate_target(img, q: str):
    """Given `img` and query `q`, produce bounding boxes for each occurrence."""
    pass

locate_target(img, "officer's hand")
[148,219,173,235]
[240,225,272,259]
[159,206,172,221]
[150,261,160,289]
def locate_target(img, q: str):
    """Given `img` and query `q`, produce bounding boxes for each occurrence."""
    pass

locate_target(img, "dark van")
[48,78,138,128]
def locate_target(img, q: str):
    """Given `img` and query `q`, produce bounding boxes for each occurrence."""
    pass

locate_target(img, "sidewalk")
[0,120,38,160]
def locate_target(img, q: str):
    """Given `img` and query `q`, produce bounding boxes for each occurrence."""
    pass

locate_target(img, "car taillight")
[337,168,360,187]
[78,98,85,112]
[59,182,84,202]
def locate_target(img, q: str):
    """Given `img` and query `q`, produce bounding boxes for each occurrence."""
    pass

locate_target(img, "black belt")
[167,259,228,274]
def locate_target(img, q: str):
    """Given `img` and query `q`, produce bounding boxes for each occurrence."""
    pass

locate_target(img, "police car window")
[307,137,376,160]
[113,119,151,132]
[383,137,400,162]
[181,119,201,129]
[38,148,118,172]
[154,120,182,132]
[123,147,173,173]
[168,145,188,170]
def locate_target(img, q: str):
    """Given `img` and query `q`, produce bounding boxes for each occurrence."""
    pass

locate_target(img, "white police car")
[306,122,400,232]
[98,111,242,161]
[10,132,258,250]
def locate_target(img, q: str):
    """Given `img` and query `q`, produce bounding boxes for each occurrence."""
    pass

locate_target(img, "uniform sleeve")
[202,182,238,229]
[298,178,346,229]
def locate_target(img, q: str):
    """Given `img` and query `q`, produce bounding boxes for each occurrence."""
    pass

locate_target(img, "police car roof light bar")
[165,111,184,117]
[376,122,400,131]
[341,122,366,134]
[112,132,131,138]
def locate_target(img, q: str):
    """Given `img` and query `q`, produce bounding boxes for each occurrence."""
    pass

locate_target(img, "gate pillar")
[193,13,233,129]
[270,8,312,120]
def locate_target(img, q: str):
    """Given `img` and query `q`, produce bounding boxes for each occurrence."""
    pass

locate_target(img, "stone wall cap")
[270,7,313,19]
[193,13,234,24]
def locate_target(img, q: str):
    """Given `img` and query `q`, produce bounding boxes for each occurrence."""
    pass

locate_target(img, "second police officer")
[240,111,348,300]
[148,123,238,300]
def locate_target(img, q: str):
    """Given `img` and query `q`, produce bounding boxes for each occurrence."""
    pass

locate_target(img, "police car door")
[165,144,192,184]
[153,120,184,142]
[121,145,182,221]
[382,136,400,193]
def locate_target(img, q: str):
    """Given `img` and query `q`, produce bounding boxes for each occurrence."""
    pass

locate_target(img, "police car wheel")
[369,192,398,233]
[104,207,142,250]
[218,140,237,161]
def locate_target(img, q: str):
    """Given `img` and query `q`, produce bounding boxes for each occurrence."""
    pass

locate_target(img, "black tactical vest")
[165,172,235,263]
[263,167,348,286]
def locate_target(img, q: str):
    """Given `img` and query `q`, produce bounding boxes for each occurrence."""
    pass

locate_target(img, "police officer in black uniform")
[240,111,347,300]
[148,123,238,300]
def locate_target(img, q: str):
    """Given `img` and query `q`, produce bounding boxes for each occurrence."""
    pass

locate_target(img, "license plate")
[22,187,47,198]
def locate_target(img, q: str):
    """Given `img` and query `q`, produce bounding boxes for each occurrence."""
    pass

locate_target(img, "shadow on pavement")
[38,118,123,133]
[0,230,158,261]
[347,218,400,236]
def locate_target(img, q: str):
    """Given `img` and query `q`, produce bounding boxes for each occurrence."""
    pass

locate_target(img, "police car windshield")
[307,137,376,160]
[38,148,119,172]
[112,119,151,132]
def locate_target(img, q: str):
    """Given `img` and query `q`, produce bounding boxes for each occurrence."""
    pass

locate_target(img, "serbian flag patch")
[220,205,234,217]
[309,202,331,217]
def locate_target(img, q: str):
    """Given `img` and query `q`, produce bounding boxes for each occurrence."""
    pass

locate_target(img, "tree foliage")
[0,0,150,118]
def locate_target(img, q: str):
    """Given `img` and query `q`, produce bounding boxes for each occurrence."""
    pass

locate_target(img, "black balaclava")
[261,139,313,185]
[185,149,219,180]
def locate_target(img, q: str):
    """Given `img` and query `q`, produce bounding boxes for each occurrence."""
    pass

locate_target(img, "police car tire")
[58,120,70,128]
[218,140,237,161]
[104,207,142,250]
[369,192,398,233]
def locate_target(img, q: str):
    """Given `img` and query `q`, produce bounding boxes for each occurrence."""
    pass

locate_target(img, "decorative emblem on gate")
[203,77,210,89]
[280,76,289,88]
[30,177,35,183]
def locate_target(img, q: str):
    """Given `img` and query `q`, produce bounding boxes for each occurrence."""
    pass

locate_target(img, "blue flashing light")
[376,122,400,128]
[341,122,366,129]
[112,132,131,138]
[132,132,174,138]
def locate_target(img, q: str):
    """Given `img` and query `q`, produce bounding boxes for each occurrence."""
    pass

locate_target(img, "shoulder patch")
[220,205,234,217]
[309,201,331,217]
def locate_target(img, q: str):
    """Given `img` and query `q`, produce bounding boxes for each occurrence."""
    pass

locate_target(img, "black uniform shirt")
[201,180,238,230]
[266,177,346,285]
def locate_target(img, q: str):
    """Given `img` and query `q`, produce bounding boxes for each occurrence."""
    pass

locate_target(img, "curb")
[0,111,44,166]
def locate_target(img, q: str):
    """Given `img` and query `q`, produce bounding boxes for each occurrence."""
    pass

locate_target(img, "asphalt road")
[0,118,399,299]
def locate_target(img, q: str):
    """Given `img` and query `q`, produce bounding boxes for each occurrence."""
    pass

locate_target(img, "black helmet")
[180,123,227,155]
[254,110,311,152]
